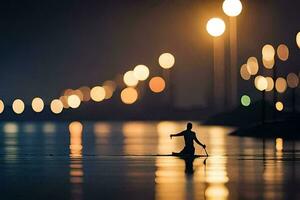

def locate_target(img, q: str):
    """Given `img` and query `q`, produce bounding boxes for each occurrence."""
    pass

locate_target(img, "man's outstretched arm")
[170,131,184,139]
[194,135,206,148]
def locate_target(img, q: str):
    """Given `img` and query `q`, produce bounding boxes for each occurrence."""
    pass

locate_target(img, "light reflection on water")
[0,121,299,200]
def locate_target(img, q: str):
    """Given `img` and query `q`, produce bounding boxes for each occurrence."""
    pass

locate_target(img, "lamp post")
[206,17,226,112]
[222,0,243,108]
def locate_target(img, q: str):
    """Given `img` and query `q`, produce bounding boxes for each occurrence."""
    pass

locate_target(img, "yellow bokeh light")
[90,86,106,102]
[158,53,175,69]
[133,65,150,81]
[277,44,289,61]
[68,95,81,109]
[254,76,267,91]
[246,57,259,75]
[69,121,83,158]
[262,44,275,61]
[265,77,274,92]
[50,99,64,114]
[123,70,139,87]
[103,80,117,91]
[276,138,283,151]
[286,73,299,88]
[206,18,226,37]
[262,58,275,69]
[297,32,300,48]
[0,99,4,114]
[78,86,91,102]
[31,97,44,113]
[12,99,25,114]
[149,76,166,93]
[275,77,287,93]
[121,87,138,104]
[103,80,117,99]
[59,96,69,109]
[275,101,284,112]
[240,64,251,80]
[222,0,243,17]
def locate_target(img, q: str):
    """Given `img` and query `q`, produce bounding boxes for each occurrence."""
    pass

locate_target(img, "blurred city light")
[296,32,300,48]
[240,64,251,80]
[90,86,106,102]
[241,95,251,106]
[68,94,81,109]
[206,18,226,37]
[246,57,259,75]
[59,96,70,109]
[12,99,25,114]
[69,121,83,157]
[276,138,283,151]
[133,65,150,81]
[31,97,44,113]
[50,99,64,114]
[158,53,175,69]
[123,70,139,87]
[149,76,166,93]
[254,76,268,91]
[222,0,243,17]
[265,77,274,91]
[286,73,299,88]
[262,58,275,69]
[78,86,91,102]
[275,77,287,93]
[103,80,117,99]
[275,101,284,111]
[121,87,138,104]
[277,44,289,61]
[262,44,275,61]
[0,99,4,114]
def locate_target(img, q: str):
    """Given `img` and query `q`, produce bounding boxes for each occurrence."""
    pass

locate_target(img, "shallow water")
[0,121,299,200]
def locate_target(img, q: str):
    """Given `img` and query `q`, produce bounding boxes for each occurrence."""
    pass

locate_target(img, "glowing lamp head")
[275,101,284,111]
[222,0,243,17]
[206,18,226,37]
[32,97,44,112]
[158,53,175,69]
[50,99,63,114]
[12,99,25,114]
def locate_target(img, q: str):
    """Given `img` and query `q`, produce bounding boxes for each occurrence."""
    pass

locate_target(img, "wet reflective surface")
[0,121,299,200]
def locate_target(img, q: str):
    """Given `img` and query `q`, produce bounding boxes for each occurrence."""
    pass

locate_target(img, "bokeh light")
[90,86,106,102]
[240,64,251,80]
[277,44,289,61]
[286,73,299,88]
[254,76,267,91]
[275,77,287,93]
[265,77,274,92]
[69,121,83,135]
[222,0,243,17]
[275,101,284,111]
[158,53,175,69]
[50,99,63,114]
[31,97,44,113]
[262,44,275,61]
[120,87,138,104]
[12,99,25,114]
[59,96,69,109]
[206,18,226,37]
[0,99,4,114]
[78,86,91,102]
[149,76,166,93]
[241,95,251,107]
[68,95,81,108]
[123,70,139,87]
[276,138,283,151]
[262,58,275,69]
[103,80,117,99]
[246,57,259,75]
[296,32,300,48]
[133,65,150,81]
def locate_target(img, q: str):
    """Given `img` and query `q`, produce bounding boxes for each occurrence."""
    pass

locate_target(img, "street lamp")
[222,0,243,108]
[206,17,226,112]
[255,75,268,124]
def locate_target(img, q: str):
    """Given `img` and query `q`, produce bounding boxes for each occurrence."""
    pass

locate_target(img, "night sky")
[0,0,299,107]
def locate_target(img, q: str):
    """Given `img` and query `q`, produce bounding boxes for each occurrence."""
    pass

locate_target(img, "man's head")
[187,122,192,130]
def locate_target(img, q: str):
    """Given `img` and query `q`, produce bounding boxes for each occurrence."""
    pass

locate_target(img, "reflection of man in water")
[170,122,206,156]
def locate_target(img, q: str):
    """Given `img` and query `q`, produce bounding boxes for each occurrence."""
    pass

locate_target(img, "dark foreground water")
[0,121,299,200]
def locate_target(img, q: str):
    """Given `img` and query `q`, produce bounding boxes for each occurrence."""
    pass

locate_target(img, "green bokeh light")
[241,95,251,107]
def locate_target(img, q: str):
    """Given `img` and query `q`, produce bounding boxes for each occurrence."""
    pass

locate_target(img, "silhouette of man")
[170,122,206,156]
